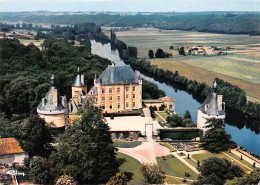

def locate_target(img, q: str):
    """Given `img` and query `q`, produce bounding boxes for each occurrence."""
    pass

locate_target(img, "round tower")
[37,75,68,127]
[197,81,225,131]
[71,67,87,101]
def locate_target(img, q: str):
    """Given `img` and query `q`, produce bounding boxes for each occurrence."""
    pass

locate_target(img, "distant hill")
[0,11,260,35]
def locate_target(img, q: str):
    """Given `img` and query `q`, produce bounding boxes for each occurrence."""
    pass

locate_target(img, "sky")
[0,0,259,12]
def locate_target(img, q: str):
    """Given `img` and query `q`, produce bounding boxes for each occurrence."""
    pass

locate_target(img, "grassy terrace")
[113,141,142,148]
[191,151,253,172]
[155,114,165,123]
[156,111,169,120]
[225,152,255,169]
[184,157,198,168]
[165,176,192,184]
[116,152,144,185]
[157,155,197,180]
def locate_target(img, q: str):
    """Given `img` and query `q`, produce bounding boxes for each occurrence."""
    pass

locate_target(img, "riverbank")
[90,39,260,156]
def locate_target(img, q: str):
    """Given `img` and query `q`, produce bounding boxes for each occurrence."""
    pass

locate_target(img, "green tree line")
[1,12,260,35]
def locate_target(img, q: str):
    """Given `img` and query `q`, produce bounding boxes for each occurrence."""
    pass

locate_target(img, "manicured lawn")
[184,158,197,168]
[165,176,192,184]
[157,155,198,180]
[192,151,227,162]
[116,152,144,185]
[225,152,255,170]
[113,141,142,148]
[155,114,165,122]
[191,151,253,172]
[156,111,169,120]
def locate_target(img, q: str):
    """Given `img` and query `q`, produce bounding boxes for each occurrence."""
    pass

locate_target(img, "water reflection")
[90,40,260,155]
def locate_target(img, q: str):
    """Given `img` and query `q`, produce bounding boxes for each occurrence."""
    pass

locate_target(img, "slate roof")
[97,65,139,85]
[37,75,66,112]
[37,88,66,112]
[198,81,225,116]
[0,138,25,155]
[72,68,86,87]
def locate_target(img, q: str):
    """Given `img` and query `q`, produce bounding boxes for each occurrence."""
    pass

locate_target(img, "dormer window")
[205,104,209,112]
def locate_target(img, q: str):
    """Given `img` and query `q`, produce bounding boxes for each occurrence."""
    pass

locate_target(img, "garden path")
[118,122,170,164]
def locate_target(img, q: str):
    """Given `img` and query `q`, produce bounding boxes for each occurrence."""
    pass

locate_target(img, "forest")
[1,11,260,35]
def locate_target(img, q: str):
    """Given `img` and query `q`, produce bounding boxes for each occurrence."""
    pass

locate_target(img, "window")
[126,87,129,92]
[109,104,113,110]
[102,97,105,101]
[102,88,105,94]
[126,94,129,99]
[117,96,120,101]
[133,102,136,108]
[117,103,120,109]
[117,88,120,93]
[126,102,129,108]
[102,104,105,109]
[133,86,136,92]
[133,94,136,99]
[109,88,112,94]
[109,96,113,101]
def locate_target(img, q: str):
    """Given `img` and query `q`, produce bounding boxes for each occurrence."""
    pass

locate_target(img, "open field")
[113,28,260,102]
[19,39,44,49]
[113,27,260,58]
[157,155,198,180]
[116,152,144,185]
[150,58,260,102]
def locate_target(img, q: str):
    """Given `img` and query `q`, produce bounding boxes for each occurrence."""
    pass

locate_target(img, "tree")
[155,48,165,58]
[106,172,128,185]
[226,169,260,185]
[197,157,244,185]
[18,115,53,157]
[184,110,192,119]
[166,114,183,127]
[51,98,119,184]
[28,156,52,184]
[201,119,233,153]
[148,50,154,58]
[179,46,185,55]
[141,163,166,184]
[127,46,137,58]
[169,46,174,49]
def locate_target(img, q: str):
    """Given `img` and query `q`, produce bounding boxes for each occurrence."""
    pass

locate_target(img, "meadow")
[113,28,260,102]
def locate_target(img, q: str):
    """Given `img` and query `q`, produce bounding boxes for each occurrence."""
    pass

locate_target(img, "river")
[91,40,260,156]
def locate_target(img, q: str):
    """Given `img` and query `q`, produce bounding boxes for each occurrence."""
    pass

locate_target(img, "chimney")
[61,96,67,109]
[217,95,223,110]
[81,75,84,85]
[42,98,46,106]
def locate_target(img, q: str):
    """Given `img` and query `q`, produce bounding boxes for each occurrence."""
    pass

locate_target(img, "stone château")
[37,64,175,127]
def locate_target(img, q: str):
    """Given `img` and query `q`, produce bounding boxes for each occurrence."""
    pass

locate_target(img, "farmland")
[112,28,260,102]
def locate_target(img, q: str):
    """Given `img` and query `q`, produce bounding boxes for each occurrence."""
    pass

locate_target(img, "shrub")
[159,142,175,152]
[106,172,128,185]
[141,163,166,184]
